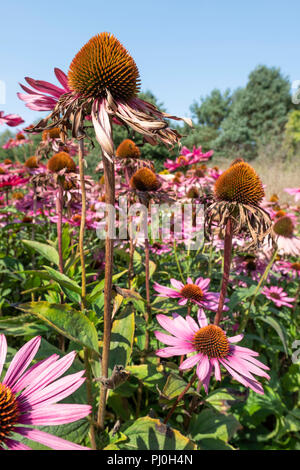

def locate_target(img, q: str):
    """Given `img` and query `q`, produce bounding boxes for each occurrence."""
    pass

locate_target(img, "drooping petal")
[154,331,187,347]
[196,355,210,382]
[14,427,91,450]
[228,334,244,344]
[156,345,195,357]
[179,353,202,370]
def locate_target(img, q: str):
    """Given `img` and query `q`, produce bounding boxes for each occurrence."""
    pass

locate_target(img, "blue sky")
[1,0,299,126]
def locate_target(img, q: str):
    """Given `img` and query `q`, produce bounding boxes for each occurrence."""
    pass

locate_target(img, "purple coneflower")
[0,335,91,450]
[261,286,295,308]
[155,310,270,394]
[153,276,227,311]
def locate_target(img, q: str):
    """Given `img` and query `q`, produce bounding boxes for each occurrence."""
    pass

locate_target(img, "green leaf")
[205,388,244,412]
[189,408,241,443]
[22,240,59,267]
[162,372,196,400]
[119,416,197,450]
[127,364,165,391]
[18,301,99,354]
[108,305,135,374]
[258,316,288,354]
[43,265,81,303]
[0,314,49,336]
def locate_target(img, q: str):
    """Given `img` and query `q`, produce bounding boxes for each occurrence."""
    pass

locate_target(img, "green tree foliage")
[283,110,300,158]
[190,88,232,129]
[215,66,292,159]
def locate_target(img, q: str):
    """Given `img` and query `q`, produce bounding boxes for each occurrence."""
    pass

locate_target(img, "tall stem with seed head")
[97,153,115,429]
[214,217,233,326]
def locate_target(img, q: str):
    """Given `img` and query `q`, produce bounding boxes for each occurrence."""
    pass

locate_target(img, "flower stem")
[97,154,115,430]
[78,139,87,307]
[144,237,151,352]
[163,373,197,424]
[56,182,64,274]
[214,217,233,326]
[84,348,97,450]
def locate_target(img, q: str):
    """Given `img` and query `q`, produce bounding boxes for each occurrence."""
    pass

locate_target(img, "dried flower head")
[205,159,273,248]
[47,152,76,173]
[25,156,39,169]
[214,160,264,205]
[273,216,294,238]
[116,139,141,159]
[68,33,140,101]
[130,167,160,192]
[42,127,62,141]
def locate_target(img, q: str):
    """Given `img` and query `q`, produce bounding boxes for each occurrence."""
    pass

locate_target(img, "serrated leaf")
[18,301,99,354]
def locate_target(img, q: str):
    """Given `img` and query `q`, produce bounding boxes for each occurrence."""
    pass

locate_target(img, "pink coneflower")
[0,175,29,189]
[261,286,295,308]
[0,111,24,127]
[18,68,70,111]
[181,145,213,163]
[153,276,227,311]
[284,187,300,202]
[0,335,91,450]
[274,260,300,279]
[155,310,270,394]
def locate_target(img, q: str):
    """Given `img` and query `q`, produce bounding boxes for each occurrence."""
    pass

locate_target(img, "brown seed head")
[180,284,204,302]
[116,139,141,159]
[68,32,140,101]
[130,167,160,192]
[0,383,19,443]
[192,324,230,358]
[25,156,39,169]
[214,160,265,205]
[273,216,294,238]
[47,152,76,173]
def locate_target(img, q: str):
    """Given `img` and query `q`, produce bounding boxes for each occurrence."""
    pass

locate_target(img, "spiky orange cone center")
[25,156,39,169]
[130,168,160,192]
[273,216,294,238]
[0,383,19,443]
[192,325,230,358]
[68,32,140,101]
[180,284,204,302]
[47,152,76,173]
[116,139,141,159]
[214,161,265,205]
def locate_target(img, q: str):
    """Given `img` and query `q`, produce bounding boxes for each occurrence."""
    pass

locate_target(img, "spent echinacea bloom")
[19,32,192,162]
[155,310,270,394]
[0,335,91,450]
[153,276,228,311]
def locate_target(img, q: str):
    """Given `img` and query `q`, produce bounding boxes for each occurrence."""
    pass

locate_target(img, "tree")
[190,88,232,129]
[215,65,292,159]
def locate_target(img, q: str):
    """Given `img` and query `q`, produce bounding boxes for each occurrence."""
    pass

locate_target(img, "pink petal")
[154,331,187,346]
[156,345,195,357]
[179,353,202,370]
[197,309,208,327]
[5,438,31,450]
[196,355,210,382]
[156,314,194,340]
[3,336,41,388]
[14,427,91,450]
[20,351,76,398]
[21,371,85,409]
[185,315,199,333]
[228,334,244,343]
[0,334,7,377]
[170,278,184,290]
[211,358,221,381]
[12,354,59,393]
[19,404,91,425]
